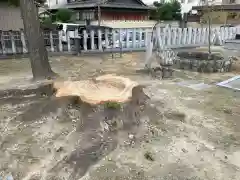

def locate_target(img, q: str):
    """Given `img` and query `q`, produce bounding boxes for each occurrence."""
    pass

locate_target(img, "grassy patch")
[104,102,121,109]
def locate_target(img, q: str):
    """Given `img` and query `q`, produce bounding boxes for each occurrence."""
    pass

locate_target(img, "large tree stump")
[72,85,149,134]
[0,78,150,179]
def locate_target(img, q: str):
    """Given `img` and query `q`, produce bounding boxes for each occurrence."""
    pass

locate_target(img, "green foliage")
[150,0,182,21]
[0,0,46,6]
[104,102,121,109]
[39,16,52,24]
[55,8,73,23]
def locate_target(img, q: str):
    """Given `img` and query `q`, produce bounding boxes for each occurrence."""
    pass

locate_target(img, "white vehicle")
[102,39,120,49]
[55,23,121,49]
[55,22,84,43]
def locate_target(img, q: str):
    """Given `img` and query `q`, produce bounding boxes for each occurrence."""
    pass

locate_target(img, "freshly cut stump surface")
[54,74,140,104]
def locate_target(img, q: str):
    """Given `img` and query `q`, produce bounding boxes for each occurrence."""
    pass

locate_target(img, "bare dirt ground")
[0,52,240,180]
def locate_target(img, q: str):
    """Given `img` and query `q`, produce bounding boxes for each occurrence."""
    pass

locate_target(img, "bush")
[40,16,52,24]
[55,8,74,23]
[150,0,182,21]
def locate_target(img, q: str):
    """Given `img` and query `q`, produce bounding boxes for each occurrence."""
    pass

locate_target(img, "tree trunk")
[19,0,56,80]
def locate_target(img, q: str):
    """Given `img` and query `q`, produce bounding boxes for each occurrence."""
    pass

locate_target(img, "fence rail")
[0,27,239,55]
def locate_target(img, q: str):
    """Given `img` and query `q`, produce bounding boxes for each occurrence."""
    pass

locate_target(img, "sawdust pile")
[53,74,139,104]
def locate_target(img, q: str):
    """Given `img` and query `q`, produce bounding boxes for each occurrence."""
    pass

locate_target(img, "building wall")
[0,3,23,30]
[101,11,148,21]
[226,12,240,24]
[90,20,179,28]
[201,11,227,24]
[200,10,240,25]
[73,9,149,21]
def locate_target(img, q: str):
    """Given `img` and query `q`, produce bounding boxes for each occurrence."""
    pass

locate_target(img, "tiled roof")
[49,0,152,10]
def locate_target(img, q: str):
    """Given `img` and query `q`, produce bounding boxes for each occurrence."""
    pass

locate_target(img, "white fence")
[0,27,239,55]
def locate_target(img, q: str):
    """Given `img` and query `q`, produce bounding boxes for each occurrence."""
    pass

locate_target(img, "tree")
[200,0,221,59]
[56,8,73,23]
[1,0,56,80]
[150,0,182,21]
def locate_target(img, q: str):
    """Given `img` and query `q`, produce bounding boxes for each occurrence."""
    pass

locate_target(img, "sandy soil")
[0,52,240,180]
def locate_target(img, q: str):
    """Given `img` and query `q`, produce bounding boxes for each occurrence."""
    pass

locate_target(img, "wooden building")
[50,0,153,24]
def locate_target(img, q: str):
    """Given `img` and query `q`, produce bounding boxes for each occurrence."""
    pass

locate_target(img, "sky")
[143,0,155,4]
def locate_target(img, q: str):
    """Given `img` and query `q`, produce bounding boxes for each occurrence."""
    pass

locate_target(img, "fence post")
[215,27,222,45]
[162,27,167,47]
[156,25,163,50]
[139,28,143,48]
[132,28,137,49]
[0,30,6,55]
[98,29,103,51]
[210,28,215,44]
[126,28,130,48]
[83,30,88,51]
[193,28,197,45]
[90,30,95,50]
[20,29,27,53]
[229,27,233,39]
[220,27,224,43]
[9,30,16,54]
[197,28,201,45]
[104,28,109,50]
[118,28,123,49]
[223,27,228,41]
[58,31,63,52]
[67,31,71,52]
[232,27,237,39]
[144,29,149,48]
[144,28,154,68]
[172,28,177,47]
[182,28,187,46]
[74,28,80,55]
[225,27,229,40]
[202,28,207,45]
[112,29,116,48]
[177,28,182,45]
[49,31,54,52]
[167,28,171,47]
[188,27,192,45]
